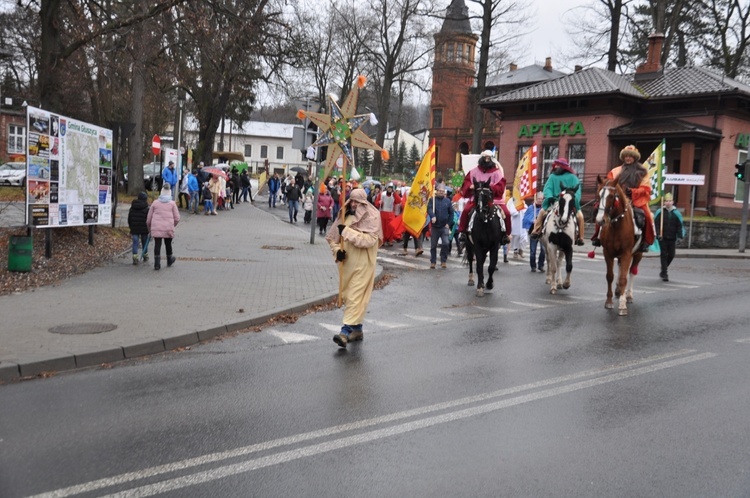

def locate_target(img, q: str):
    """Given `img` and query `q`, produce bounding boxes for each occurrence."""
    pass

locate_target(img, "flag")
[512,142,538,210]
[402,140,435,237]
[645,139,666,205]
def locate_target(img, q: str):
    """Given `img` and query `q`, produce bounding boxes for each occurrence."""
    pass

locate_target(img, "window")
[432,109,443,129]
[260,145,268,159]
[244,144,252,157]
[568,144,586,178]
[8,124,25,154]
[276,146,284,160]
[447,43,454,62]
[541,144,559,183]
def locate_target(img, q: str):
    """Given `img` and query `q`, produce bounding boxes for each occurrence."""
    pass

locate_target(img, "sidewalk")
[1,198,747,382]
[0,197,349,382]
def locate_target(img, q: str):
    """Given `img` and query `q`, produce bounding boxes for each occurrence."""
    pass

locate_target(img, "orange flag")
[512,142,538,210]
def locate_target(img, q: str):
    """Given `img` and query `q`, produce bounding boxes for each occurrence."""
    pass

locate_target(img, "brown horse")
[595,176,644,315]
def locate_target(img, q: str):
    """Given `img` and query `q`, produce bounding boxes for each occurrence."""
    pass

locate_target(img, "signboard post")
[664,174,705,249]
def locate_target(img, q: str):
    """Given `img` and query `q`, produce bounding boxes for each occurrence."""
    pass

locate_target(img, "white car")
[0,162,26,187]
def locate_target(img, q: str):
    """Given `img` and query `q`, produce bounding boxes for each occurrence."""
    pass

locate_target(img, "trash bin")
[8,236,33,272]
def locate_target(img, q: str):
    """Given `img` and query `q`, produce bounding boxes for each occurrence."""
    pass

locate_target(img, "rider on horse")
[457,150,511,245]
[529,158,585,246]
[591,145,655,250]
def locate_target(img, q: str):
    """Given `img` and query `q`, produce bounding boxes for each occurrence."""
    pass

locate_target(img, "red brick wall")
[0,111,26,164]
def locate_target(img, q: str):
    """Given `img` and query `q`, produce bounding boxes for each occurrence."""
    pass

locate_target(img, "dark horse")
[595,176,644,316]
[465,179,501,297]
[541,184,578,294]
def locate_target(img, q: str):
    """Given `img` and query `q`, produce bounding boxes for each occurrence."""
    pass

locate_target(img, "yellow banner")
[403,142,435,237]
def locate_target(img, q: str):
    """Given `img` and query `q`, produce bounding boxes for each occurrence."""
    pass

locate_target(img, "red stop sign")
[151,135,161,156]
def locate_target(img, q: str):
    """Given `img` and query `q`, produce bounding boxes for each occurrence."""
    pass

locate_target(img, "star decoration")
[297,75,389,179]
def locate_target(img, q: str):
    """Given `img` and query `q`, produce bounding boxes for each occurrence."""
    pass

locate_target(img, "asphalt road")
[1,255,749,497]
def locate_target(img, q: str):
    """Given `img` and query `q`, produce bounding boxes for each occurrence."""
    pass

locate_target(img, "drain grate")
[49,323,118,335]
[261,245,294,250]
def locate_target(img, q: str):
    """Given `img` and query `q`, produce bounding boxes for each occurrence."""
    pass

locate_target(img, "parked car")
[0,162,26,187]
[124,162,163,191]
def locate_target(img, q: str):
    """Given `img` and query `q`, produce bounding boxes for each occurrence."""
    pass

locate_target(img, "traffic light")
[736,162,747,182]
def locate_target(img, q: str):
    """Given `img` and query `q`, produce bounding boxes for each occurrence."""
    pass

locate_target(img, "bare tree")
[698,0,750,78]
[467,0,529,153]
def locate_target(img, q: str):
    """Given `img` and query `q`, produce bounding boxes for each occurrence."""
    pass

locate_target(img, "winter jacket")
[187,174,199,193]
[162,166,178,189]
[127,198,149,235]
[268,176,280,194]
[427,196,454,229]
[317,192,333,218]
[286,184,302,202]
[654,207,685,241]
[147,195,180,238]
[522,203,543,231]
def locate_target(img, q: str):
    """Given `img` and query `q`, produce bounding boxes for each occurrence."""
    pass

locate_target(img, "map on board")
[26,106,112,227]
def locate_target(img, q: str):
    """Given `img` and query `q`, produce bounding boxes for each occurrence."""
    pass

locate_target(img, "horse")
[541,185,578,294]
[595,176,644,316]
[464,179,501,297]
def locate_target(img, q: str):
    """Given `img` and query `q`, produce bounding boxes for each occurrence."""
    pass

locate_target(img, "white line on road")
[363,318,408,329]
[473,306,517,313]
[29,348,705,498]
[509,301,553,309]
[317,323,341,332]
[267,331,320,344]
[402,314,452,323]
[735,338,750,343]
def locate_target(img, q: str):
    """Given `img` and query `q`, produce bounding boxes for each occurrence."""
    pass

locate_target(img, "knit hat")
[137,191,148,201]
[161,183,171,195]
[619,145,641,161]
[552,158,575,174]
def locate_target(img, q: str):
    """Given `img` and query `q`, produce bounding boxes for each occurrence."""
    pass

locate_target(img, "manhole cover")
[261,245,294,250]
[49,323,118,335]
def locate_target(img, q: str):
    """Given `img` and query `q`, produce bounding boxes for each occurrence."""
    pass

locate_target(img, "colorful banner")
[512,142,538,210]
[402,140,435,237]
[645,139,666,205]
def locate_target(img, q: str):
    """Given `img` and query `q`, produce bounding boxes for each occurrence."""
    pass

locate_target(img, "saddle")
[467,205,506,234]
[632,206,646,236]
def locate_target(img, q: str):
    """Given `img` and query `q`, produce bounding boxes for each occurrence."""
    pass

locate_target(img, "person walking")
[178,167,190,209]
[202,178,214,215]
[161,161,178,201]
[188,169,200,214]
[654,192,684,281]
[268,172,280,208]
[127,191,150,265]
[231,168,241,206]
[316,185,333,234]
[427,185,454,269]
[326,188,383,349]
[147,183,180,270]
[522,191,546,272]
[240,169,252,203]
[374,182,401,246]
[208,173,221,215]
[303,186,314,224]
[285,180,302,223]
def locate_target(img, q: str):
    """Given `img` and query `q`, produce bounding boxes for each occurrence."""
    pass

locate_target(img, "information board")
[26,106,113,227]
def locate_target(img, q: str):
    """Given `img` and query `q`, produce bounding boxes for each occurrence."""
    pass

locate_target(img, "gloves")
[431,217,437,224]
[337,224,346,235]
[336,249,347,262]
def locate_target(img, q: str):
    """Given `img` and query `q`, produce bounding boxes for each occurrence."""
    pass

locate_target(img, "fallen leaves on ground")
[0,226,130,296]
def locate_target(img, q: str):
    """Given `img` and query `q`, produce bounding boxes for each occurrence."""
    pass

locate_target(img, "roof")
[482,65,750,106]
[440,0,472,35]
[608,118,723,140]
[486,64,566,88]
[184,118,295,139]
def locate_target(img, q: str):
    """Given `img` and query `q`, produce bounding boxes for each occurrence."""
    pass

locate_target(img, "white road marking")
[403,314,452,323]
[377,256,423,270]
[318,323,341,332]
[363,318,407,329]
[509,301,553,309]
[31,349,706,498]
[637,286,667,292]
[438,310,473,317]
[663,283,699,289]
[267,331,320,344]
[735,338,750,344]
[103,353,718,498]
[473,306,517,313]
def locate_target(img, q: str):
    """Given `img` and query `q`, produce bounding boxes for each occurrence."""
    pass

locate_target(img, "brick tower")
[430,0,478,175]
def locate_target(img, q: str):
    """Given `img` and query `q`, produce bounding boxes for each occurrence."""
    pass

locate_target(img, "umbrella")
[290,166,307,174]
[203,167,228,180]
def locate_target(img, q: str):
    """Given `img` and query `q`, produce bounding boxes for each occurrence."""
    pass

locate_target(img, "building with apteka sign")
[430,0,750,218]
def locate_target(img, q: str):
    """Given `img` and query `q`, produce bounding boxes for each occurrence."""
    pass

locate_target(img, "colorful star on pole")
[297,75,389,179]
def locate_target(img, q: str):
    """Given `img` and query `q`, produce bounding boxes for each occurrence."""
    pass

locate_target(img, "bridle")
[552,191,575,230]
[474,186,497,223]
[597,182,631,225]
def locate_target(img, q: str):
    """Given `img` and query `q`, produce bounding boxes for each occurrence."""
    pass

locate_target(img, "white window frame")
[8,124,25,155]
[568,143,586,179]
[244,144,252,157]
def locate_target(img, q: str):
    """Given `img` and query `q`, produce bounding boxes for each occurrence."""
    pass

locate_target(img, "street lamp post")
[176,90,185,166]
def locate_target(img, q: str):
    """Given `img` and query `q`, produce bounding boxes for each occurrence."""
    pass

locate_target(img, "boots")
[154,256,161,271]
[167,255,176,267]
[132,254,139,266]
[576,211,586,246]
[142,252,149,263]
[591,224,601,247]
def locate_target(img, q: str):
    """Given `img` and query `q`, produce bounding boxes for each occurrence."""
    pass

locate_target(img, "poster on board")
[26,106,113,228]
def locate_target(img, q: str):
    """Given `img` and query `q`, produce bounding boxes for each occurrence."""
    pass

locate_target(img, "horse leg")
[562,247,573,289]
[486,245,498,290]
[626,253,642,303]
[556,250,565,289]
[475,251,486,297]
[605,258,614,309]
[617,255,632,316]
[467,245,474,286]
[547,247,558,294]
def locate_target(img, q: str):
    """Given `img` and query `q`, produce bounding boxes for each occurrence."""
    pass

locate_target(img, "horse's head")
[596,176,626,224]
[555,183,577,224]
[473,179,493,214]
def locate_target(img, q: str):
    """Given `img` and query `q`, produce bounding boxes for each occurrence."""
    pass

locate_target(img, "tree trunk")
[472,0,492,153]
[128,27,146,195]
[39,0,63,110]
[607,0,623,71]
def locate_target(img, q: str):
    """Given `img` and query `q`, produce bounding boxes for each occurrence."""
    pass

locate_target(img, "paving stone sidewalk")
[0,199,343,381]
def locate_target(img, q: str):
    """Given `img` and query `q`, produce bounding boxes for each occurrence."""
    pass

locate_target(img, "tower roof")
[440,0,472,34]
